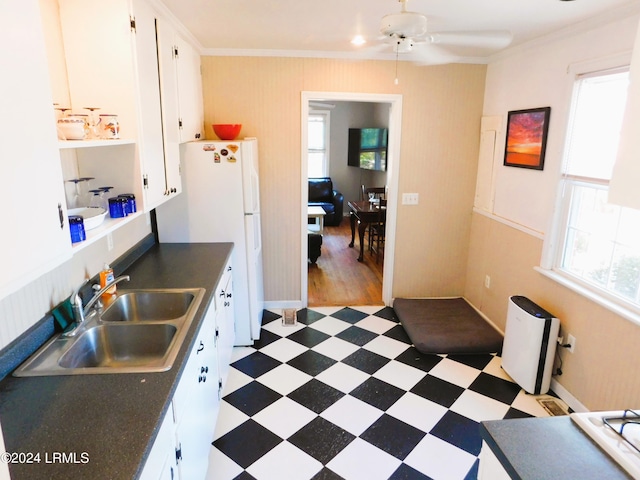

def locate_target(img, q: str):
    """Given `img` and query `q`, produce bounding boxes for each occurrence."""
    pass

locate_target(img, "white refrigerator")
[156,139,264,346]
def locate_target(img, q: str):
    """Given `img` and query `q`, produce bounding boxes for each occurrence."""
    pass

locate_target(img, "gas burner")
[571,409,640,478]
[603,409,640,454]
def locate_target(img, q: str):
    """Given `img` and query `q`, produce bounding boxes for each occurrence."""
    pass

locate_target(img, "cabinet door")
[155,16,182,197]
[139,406,176,480]
[0,0,71,298]
[131,0,171,210]
[175,34,204,143]
[215,263,236,393]
[57,0,168,212]
[174,308,218,480]
[478,442,512,480]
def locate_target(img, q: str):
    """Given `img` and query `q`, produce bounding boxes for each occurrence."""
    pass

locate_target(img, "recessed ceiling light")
[351,35,366,46]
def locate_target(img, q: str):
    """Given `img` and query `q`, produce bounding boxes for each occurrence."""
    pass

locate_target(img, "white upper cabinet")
[57,0,200,212]
[155,17,204,195]
[155,16,182,197]
[0,0,72,298]
[175,34,204,144]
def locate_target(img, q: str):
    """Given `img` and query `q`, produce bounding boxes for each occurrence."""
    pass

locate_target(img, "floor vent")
[282,309,297,326]
[536,395,569,416]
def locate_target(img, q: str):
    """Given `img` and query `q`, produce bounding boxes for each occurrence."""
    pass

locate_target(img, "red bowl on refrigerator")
[212,124,242,140]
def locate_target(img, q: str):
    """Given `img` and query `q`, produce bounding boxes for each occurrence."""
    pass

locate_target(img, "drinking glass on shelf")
[97,186,114,210]
[88,189,106,210]
[66,177,94,208]
[53,105,70,120]
[84,107,101,139]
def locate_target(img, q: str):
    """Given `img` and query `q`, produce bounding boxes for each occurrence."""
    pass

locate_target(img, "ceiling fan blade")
[411,44,459,66]
[428,30,513,50]
[352,41,390,59]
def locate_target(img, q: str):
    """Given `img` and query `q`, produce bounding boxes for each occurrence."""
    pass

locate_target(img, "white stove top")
[571,410,640,479]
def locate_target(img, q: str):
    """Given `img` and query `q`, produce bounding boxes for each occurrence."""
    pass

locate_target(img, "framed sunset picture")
[503,107,551,170]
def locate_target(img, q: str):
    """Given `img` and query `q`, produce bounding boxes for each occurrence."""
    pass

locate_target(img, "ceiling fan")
[378,0,513,64]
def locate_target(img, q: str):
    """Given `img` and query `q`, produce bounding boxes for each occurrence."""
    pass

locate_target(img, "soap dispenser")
[99,263,116,298]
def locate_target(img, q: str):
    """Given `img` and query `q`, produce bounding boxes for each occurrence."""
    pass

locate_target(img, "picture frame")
[503,107,551,170]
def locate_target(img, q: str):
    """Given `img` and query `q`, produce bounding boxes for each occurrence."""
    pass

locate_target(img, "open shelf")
[70,211,144,252]
[59,139,135,149]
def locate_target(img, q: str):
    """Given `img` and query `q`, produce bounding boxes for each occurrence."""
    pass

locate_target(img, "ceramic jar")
[57,117,87,140]
[99,114,120,139]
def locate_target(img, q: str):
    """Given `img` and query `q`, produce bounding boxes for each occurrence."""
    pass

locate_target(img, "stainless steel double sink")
[14,288,205,376]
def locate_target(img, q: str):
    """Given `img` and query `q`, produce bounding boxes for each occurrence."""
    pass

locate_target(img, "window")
[308,111,330,178]
[552,67,640,310]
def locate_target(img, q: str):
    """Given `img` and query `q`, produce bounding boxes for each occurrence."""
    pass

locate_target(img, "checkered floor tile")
[207,307,550,480]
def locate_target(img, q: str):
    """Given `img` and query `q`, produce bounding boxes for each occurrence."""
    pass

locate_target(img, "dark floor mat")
[393,298,503,354]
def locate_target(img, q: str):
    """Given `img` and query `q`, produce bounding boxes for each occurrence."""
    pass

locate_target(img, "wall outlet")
[107,233,114,251]
[402,193,419,205]
[567,334,576,353]
[484,275,491,288]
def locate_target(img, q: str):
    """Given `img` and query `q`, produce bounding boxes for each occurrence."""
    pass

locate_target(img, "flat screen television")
[348,128,388,171]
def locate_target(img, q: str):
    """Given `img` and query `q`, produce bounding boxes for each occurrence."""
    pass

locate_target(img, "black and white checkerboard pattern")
[208,306,549,480]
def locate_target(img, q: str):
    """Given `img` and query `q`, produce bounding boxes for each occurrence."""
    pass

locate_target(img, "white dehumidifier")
[501,296,560,395]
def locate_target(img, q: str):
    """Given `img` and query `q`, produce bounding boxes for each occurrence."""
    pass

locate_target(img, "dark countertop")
[481,416,632,479]
[0,242,233,480]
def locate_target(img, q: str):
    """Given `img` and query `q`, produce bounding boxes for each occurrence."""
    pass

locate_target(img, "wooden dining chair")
[369,199,387,263]
[361,185,386,201]
[361,185,386,259]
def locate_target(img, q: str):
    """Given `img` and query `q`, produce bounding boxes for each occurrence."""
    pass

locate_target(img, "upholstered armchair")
[308,177,344,226]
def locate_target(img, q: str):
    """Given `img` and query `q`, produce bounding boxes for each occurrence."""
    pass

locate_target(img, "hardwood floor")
[308,220,384,306]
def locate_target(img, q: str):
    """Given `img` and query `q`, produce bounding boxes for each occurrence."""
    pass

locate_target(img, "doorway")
[301,91,403,307]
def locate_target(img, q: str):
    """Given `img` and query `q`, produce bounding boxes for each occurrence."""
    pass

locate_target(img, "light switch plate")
[402,193,419,205]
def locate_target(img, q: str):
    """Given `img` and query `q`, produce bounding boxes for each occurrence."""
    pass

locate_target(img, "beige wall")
[201,56,486,302]
[467,12,640,410]
[466,213,640,410]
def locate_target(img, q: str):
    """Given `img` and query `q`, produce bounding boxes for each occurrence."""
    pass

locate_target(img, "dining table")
[347,200,386,262]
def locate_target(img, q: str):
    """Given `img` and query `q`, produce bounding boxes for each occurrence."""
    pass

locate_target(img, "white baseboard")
[263,300,304,311]
[464,297,587,413]
[550,379,588,412]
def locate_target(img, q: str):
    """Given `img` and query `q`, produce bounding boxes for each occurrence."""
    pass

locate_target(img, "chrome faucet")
[65,275,130,337]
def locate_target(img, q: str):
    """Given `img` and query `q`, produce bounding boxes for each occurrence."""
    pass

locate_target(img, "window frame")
[307,110,330,178]
[539,54,640,324]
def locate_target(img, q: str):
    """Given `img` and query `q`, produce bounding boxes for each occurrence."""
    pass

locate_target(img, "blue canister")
[69,215,86,243]
[108,197,128,218]
[118,193,136,215]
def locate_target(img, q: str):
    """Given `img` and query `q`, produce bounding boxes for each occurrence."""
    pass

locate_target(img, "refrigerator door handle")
[248,213,262,255]
[250,168,260,213]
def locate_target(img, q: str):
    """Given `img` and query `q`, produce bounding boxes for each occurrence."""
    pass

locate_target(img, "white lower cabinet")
[141,260,235,480]
[139,407,176,480]
[478,441,511,480]
[174,306,218,480]
[214,262,236,396]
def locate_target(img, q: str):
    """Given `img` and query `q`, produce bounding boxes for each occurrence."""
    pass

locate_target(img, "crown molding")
[488,1,640,64]
[200,47,488,65]
[150,0,204,53]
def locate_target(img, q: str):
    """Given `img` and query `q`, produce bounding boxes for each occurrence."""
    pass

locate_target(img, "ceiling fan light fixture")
[394,37,415,54]
[351,35,366,46]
